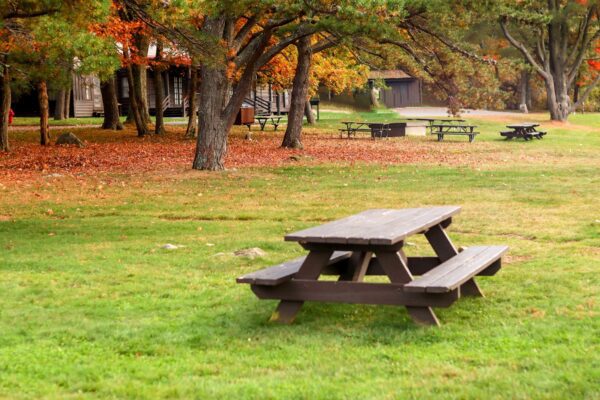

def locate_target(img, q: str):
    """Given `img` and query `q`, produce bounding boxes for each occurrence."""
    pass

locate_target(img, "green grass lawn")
[0,110,599,399]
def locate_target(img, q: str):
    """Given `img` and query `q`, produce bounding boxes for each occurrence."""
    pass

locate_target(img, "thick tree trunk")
[370,87,380,108]
[133,63,150,125]
[64,87,71,119]
[282,36,313,149]
[38,81,50,145]
[193,66,229,170]
[126,63,149,137]
[0,63,10,152]
[100,77,123,130]
[153,41,166,135]
[154,73,166,136]
[185,66,199,138]
[304,101,316,124]
[519,70,529,113]
[54,89,66,120]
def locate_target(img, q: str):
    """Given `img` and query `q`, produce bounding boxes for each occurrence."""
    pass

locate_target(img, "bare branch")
[500,17,549,79]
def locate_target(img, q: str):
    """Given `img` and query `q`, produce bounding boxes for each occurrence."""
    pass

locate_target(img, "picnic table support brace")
[425,223,484,298]
[376,250,440,327]
[270,249,333,324]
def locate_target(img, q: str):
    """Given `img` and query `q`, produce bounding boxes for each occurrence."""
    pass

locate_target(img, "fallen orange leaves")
[0,129,492,184]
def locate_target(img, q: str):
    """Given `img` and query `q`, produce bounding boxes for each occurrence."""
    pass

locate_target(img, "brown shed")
[369,70,422,108]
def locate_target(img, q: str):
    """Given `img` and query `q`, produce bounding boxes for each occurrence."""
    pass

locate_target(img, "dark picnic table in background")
[406,118,466,134]
[339,121,371,138]
[431,124,479,142]
[238,206,508,326]
[501,123,547,140]
[256,115,284,131]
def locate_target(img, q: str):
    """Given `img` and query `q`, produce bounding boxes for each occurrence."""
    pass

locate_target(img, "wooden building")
[115,66,192,118]
[369,70,422,108]
[12,66,290,119]
[71,74,104,117]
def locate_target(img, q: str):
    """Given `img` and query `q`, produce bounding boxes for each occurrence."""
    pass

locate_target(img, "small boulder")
[56,132,85,148]
[233,247,267,259]
[161,243,182,250]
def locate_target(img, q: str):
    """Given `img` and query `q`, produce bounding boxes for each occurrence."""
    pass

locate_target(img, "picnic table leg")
[425,224,484,298]
[437,134,443,142]
[338,251,372,282]
[376,250,440,326]
[260,120,267,131]
[270,249,333,324]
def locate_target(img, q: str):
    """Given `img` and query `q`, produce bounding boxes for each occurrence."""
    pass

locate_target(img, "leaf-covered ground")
[3,112,597,184]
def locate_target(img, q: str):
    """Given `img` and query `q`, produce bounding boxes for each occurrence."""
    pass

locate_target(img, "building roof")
[368,69,413,80]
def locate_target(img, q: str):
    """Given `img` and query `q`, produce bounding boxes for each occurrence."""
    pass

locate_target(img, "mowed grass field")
[0,110,599,399]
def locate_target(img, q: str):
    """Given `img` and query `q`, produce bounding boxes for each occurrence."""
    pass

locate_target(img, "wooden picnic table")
[238,206,508,326]
[406,118,466,134]
[256,115,284,131]
[502,123,546,141]
[339,121,371,138]
[431,124,479,142]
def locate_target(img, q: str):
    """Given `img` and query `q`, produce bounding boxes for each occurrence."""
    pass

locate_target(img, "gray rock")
[56,132,85,148]
[161,243,181,250]
[233,247,267,259]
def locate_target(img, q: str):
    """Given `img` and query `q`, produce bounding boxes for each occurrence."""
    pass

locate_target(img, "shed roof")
[368,69,413,80]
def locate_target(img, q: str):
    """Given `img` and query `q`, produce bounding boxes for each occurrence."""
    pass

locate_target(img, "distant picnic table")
[501,123,546,140]
[238,206,508,326]
[406,118,466,134]
[431,123,479,142]
[339,121,371,138]
[255,115,284,131]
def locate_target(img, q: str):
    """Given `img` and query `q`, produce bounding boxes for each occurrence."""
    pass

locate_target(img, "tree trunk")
[185,66,199,138]
[54,89,66,120]
[153,42,166,135]
[282,35,313,149]
[64,87,71,119]
[0,62,10,152]
[38,81,50,145]
[519,70,528,113]
[304,101,316,124]
[100,76,123,130]
[370,86,380,108]
[193,66,229,170]
[133,63,151,125]
[126,63,149,137]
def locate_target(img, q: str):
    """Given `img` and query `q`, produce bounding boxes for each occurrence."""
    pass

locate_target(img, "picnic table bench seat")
[404,245,508,293]
[436,131,479,142]
[237,251,352,286]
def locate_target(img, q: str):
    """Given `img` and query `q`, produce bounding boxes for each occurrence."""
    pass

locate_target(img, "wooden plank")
[251,281,460,307]
[425,224,458,261]
[404,246,508,293]
[270,249,333,323]
[236,251,350,285]
[322,256,441,277]
[285,207,461,245]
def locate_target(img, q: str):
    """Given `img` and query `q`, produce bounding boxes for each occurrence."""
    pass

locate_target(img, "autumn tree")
[0,0,67,151]
[499,0,600,121]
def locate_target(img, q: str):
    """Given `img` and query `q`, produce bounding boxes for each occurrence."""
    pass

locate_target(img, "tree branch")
[500,17,549,79]
[571,74,600,111]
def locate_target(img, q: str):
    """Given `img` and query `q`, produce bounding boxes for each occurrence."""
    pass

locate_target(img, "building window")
[173,76,182,105]
[122,77,129,98]
[84,84,92,100]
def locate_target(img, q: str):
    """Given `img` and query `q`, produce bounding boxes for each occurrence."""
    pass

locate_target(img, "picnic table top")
[431,123,476,128]
[506,123,540,129]
[285,206,461,245]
